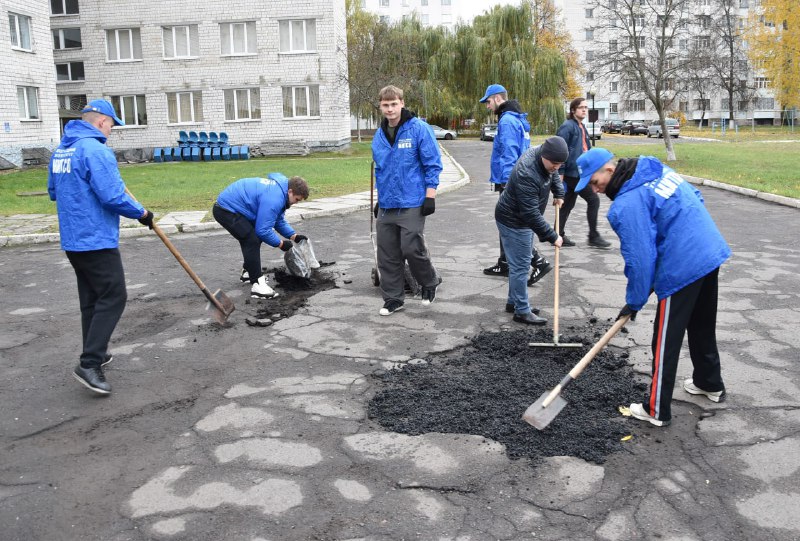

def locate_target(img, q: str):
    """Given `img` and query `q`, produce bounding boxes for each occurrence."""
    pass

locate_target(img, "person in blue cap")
[576,148,731,427]
[48,99,155,395]
[213,174,310,299]
[480,84,553,287]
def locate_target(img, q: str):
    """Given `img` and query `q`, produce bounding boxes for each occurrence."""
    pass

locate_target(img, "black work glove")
[421,197,436,216]
[280,240,293,252]
[138,210,154,229]
[373,203,379,219]
[617,304,638,322]
[294,234,308,243]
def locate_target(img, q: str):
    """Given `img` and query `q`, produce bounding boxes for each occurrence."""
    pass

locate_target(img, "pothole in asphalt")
[368,322,646,465]
[245,263,338,324]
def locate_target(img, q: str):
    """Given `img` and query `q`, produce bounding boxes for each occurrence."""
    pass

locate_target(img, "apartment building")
[2,0,350,167]
[360,0,455,30]
[554,0,781,126]
[1,1,61,168]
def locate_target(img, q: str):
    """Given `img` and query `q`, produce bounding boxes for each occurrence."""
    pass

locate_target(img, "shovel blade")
[207,289,235,325]
[522,392,568,430]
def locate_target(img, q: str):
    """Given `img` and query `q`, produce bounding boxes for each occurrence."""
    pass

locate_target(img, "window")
[611,81,619,92]
[695,36,711,48]
[442,0,451,5]
[679,101,688,112]
[166,91,203,123]
[57,94,87,111]
[657,15,669,26]
[224,88,261,120]
[610,102,618,113]
[278,19,316,53]
[627,99,645,112]
[657,37,674,49]
[628,15,644,27]
[421,0,428,5]
[53,27,81,49]
[737,100,749,111]
[694,98,710,109]
[51,0,79,15]
[17,86,40,119]
[163,25,199,58]
[698,0,710,5]
[585,9,593,18]
[755,77,770,88]
[379,15,390,23]
[421,14,429,24]
[220,21,257,55]
[720,99,730,110]
[282,85,320,118]
[609,39,617,52]
[679,39,688,50]
[609,0,617,9]
[380,0,389,6]
[56,61,85,82]
[106,28,143,61]
[586,29,594,40]
[754,98,774,109]
[739,0,749,6]
[760,15,774,27]
[9,13,32,51]
[663,79,675,91]
[110,95,147,126]
[698,16,711,29]
[629,36,645,48]
[586,51,594,61]
[586,72,595,82]
[628,80,643,91]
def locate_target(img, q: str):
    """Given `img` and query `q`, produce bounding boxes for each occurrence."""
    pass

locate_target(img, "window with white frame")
[166,91,203,123]
[282,85,320,118]
[739,0,749,7]
[755,77,770,88]
[51,0,79,15]
[754,97,774,109]
[629,36,645,48]
[278,19,316,53]
[110,95,147,125]
[585,8,593,18]
[627,79,643,91]
[380,0,389,6]
[57,94,87,111]
[609,39,617,52]
[611,81,619,92]
[627,99,645,112]
[55,61,85,82]
[586,72,595,81]
[163,25,199,59]
[586,29,594,40]
[53,27,81,49]
[698,15,711,29]
[695,35,711,48]
[679,101,688,112]
[106,28,143,61]
[9,13,32,51]
[610,102,618,113]
[694,98,710,109]
[224,88,261,120]
[442,0,451,5]
[17,86,40,119]
[586,51,594,61]
[421,0,428,5]
[220,21,257,55]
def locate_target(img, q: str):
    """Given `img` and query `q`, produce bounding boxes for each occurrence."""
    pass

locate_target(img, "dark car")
[480,123,497,141]
[620,120,647,136]
[602,120,624,134]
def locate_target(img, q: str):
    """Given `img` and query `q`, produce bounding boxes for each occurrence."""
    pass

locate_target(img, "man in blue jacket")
[48,99,154,395]
[556,97,610,249]
[576,148,731,427]
[480,84,553,286]
[213,174,309,299]
[372,85,441,316]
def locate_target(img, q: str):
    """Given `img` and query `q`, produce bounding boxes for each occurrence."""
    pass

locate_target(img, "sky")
[452,0,522,24]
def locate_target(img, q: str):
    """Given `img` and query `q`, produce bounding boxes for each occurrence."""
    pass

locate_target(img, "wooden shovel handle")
[568,315,630,380]
[553,205,560,342]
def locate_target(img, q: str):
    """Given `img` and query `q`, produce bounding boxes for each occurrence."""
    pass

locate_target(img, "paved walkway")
[0,146,470,248]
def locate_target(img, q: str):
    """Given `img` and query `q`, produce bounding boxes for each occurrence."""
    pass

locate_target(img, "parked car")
[621,120,648,136]
[602,120,624,134]
[647,118,680,138]
[583,122,601,140]
[429,125,457,140]
[480,123,497,141]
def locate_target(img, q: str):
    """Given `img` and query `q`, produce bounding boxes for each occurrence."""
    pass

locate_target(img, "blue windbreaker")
[490,102,531,185]
[47,120,144,252]
[556,118,591,178]
[607,157,731,311]
[215,173,295,247]
[372,115,442,209]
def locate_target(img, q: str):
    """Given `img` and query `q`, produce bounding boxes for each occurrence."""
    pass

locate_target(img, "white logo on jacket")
[397,138,412,149]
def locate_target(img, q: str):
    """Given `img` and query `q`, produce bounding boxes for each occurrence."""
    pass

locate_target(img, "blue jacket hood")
[490,106,531,185]
[62,119,108,147]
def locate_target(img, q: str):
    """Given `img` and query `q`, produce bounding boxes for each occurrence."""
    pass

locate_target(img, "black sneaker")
[379,300,404,316]
[506,303,539,315]
[513,312,547,325]
[421,285,437,306]
[73,365,112,395]
[528,260,553,286]
[561,235,576,247]
[101,354,113,367]
[589,234,611,249]
[483,262,509,277]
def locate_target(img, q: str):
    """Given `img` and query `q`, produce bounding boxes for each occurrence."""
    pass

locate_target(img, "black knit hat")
[540,136,569,163]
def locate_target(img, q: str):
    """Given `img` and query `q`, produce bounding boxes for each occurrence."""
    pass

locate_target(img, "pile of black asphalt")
[369,321,647,465]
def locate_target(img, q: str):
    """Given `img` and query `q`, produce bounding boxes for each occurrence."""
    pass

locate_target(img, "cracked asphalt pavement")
[1,140,798,540]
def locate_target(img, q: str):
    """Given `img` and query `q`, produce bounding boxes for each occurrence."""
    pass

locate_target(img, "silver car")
[429,125,457,140]
[647,118,680,138]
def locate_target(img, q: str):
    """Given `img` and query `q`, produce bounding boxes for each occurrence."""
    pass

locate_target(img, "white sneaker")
[240,269,249,282]
[683,378,726,402]
[250,276,277,298]
[629,403,670,427]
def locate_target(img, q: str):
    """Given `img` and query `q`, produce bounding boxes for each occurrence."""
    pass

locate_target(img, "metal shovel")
[125,188,235,325]
[522,315,630,430]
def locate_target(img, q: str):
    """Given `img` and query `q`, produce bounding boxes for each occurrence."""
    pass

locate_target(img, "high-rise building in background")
[359,0,456,30]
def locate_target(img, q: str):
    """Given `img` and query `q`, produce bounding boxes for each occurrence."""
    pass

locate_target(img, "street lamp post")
[588,86,597,148]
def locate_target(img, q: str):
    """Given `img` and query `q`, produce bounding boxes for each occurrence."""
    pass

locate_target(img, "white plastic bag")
[284,239,320,278]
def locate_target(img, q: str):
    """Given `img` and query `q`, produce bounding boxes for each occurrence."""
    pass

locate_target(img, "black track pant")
[644,267,725,422]
[213,203,263,283]
[66,249,127,369]
[558,175,600,238]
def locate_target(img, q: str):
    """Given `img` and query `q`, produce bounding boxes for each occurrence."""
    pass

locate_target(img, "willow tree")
[429,0,567,133]
[746,0,799,112]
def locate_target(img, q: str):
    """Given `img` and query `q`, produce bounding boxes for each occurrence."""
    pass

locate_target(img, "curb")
[683,175,800,209]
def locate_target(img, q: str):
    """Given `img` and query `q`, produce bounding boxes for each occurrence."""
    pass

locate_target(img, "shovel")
[125,188,235,325]
[369,160,380,287]
[529,205,582,348]
[522,315,630,430]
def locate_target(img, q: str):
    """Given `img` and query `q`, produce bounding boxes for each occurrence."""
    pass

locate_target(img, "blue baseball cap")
[479,84,507,103]
[576,148,614,192]
[82,99,125,126]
